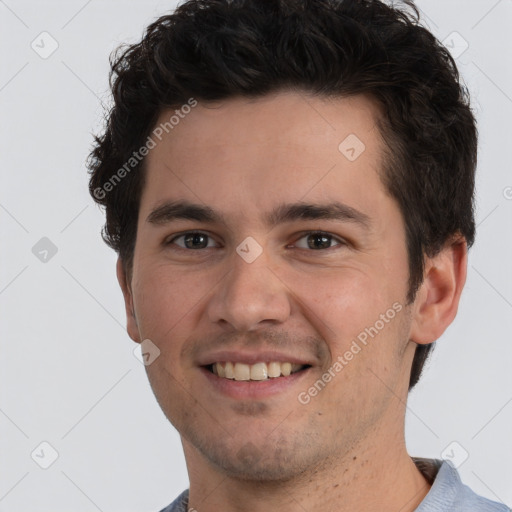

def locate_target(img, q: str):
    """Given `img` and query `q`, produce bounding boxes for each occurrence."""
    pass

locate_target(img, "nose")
[206,247,292,331]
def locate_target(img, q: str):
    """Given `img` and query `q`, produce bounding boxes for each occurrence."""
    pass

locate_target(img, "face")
[124,91,419,480]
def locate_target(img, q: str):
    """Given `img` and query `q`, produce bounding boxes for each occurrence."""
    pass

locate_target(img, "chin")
[185,425,328,483]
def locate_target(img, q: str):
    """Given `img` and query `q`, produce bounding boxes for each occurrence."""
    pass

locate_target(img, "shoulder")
[414,458,510,512]
[158,489,189,512]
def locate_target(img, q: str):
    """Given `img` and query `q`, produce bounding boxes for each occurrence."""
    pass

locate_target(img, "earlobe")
[116,258,142,343]
[410,237,468,345]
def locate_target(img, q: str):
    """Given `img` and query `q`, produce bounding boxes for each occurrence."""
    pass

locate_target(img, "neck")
[182,406,431,512]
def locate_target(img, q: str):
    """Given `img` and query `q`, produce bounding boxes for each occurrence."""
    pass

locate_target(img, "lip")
[196,350,314,367]
[200,365,312,400]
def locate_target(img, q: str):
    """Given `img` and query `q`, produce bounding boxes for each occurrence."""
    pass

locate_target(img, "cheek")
[131,266,208,404]
[294,266,409,392]
[130,263,207,343]
[301,271,399,341]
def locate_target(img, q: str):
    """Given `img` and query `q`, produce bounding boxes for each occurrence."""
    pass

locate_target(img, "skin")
[118,91,467,512]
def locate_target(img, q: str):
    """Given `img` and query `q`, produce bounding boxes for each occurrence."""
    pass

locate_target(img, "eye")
[167,231,218,250]
[292,231,346,250]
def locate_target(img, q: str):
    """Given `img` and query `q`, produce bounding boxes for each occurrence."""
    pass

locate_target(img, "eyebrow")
[146,200,371,229]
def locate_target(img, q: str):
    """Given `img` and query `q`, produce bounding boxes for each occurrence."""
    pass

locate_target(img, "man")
[88,0,510,510]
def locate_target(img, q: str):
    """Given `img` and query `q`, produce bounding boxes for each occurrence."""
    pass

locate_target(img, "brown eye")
[293,232,345,250]
[169,232,216,249]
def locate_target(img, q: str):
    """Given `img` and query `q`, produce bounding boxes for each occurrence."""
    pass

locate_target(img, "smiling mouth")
[206,361,310,381]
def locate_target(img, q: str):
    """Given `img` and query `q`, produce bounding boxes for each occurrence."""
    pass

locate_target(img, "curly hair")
[87,0,478,390]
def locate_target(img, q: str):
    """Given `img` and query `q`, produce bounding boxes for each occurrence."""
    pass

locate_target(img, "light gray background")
[0,0,511,510]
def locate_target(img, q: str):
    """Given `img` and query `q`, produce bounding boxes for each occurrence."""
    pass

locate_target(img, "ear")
[410,236,468,345]
[116,258,141,343]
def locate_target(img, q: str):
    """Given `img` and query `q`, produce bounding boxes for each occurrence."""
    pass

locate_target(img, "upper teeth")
[212,362,304,381]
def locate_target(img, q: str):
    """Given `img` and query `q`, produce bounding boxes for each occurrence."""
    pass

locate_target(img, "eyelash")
[165,230,347,252]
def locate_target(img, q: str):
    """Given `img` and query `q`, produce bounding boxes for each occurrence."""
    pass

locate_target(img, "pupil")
[308,234,330,249]
[186,233,207,249]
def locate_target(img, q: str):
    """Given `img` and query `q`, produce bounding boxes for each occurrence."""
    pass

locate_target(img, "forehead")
[141,91,389,223]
